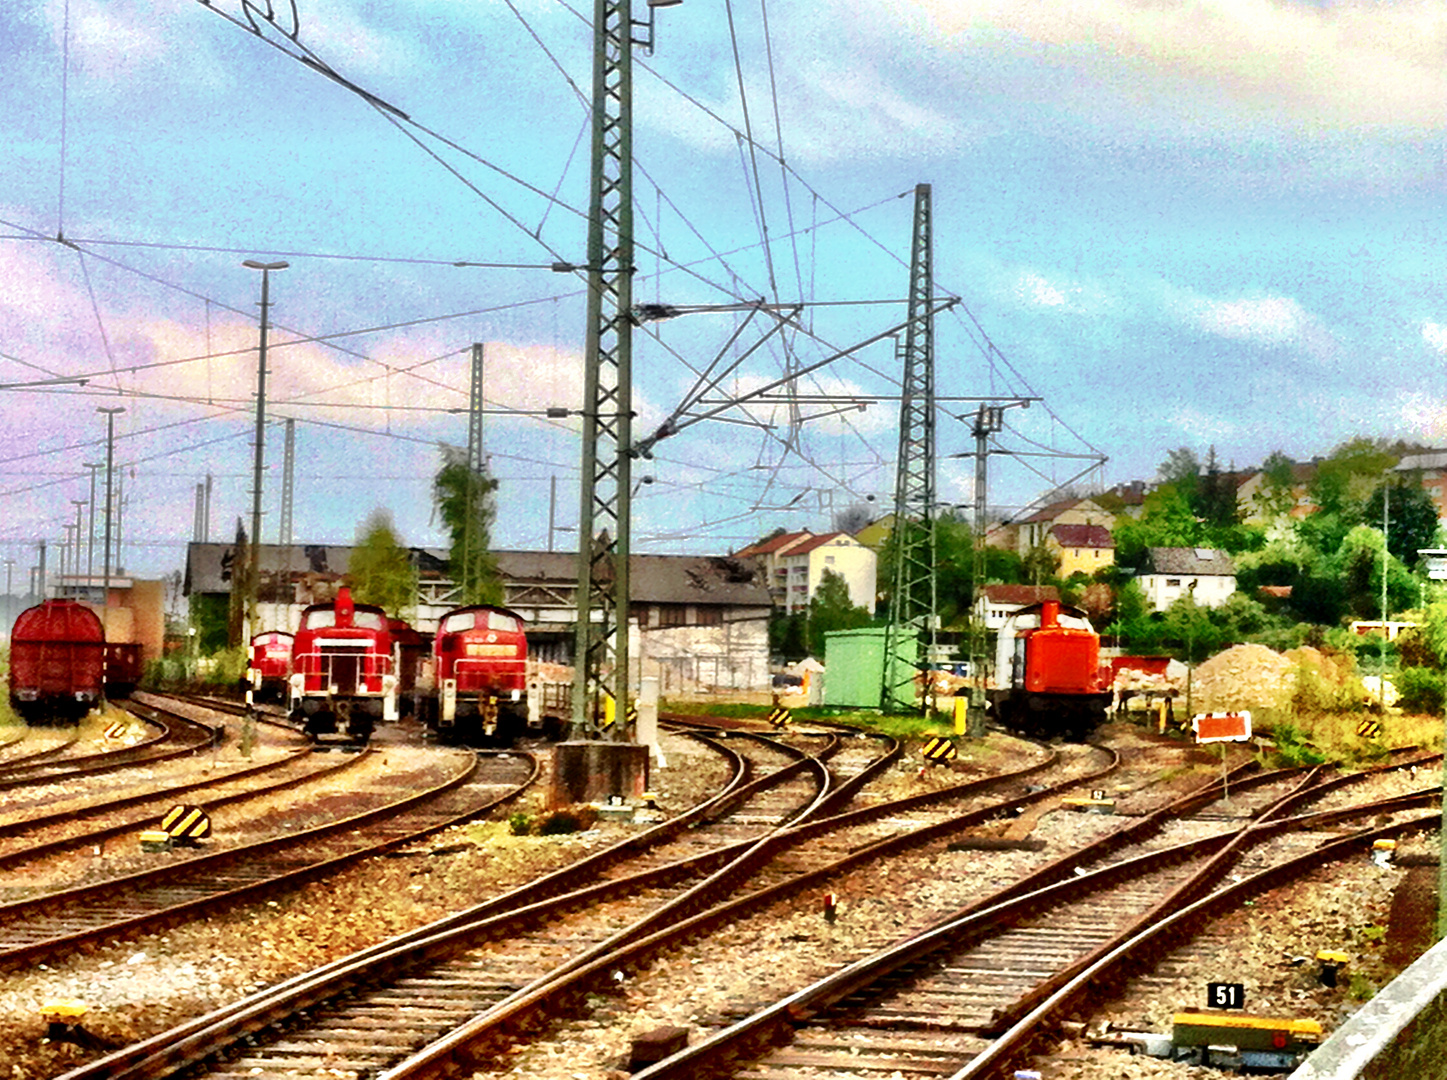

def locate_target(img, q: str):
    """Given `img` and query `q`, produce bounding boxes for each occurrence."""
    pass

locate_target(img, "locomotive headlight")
[510,689,521,702]
[289,674,303,690]
[383,675,398,693]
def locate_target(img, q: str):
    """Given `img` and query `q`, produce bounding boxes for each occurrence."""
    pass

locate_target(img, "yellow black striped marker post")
[1355,718,1382,739]
[104,721,129,741]
[922,736,958,765]
[626,704,639,726]
[768,705,792,728]
[161,804,211,845]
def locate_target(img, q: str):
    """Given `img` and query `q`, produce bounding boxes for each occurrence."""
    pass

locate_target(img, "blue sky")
[0,0,1443,585]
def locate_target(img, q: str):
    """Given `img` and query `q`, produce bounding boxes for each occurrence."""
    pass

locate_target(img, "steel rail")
[0,747,520,970]
[0,744,367,870]
[630,761,1438,1080]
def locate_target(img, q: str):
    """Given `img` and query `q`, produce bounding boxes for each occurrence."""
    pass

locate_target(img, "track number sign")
[1208,982,1245,1009]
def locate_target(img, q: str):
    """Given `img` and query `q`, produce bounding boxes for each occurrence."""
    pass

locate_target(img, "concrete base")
[548,741,649,810]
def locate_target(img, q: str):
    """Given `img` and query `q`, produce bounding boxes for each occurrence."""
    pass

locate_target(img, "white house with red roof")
[733,530,877,615]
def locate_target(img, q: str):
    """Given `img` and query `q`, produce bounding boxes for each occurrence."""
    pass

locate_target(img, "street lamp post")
[97,407,125,619]
[84,462,101,587]
[242,260,288,642]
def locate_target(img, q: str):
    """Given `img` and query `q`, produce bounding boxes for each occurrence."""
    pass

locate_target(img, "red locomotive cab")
[433,605,529,742]
[249,630,294,703]
[1022,600,1106,695]
[288,587,396,743]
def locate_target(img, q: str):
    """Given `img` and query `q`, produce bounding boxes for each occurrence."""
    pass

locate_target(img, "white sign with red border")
[1192,711,1252,743]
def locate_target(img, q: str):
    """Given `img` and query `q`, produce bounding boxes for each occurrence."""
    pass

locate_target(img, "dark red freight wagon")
[10,600,106,723]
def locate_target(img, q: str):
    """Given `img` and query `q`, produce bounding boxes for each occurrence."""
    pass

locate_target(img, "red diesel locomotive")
[431,604,529,744]
[9,599,107,722]
[288,587,395,744]
[248,630,294,704]
[990,599,1111,741]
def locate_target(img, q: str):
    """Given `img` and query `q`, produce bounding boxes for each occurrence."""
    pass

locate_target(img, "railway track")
[0,746,536,971]
[626,752,1441,1080]
[51,729,1104,1080]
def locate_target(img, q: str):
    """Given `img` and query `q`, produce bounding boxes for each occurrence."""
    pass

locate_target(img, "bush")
[507,812,532,836]
[1395,667,1445,715]
[1270,723,1328,767]
[537,806,598,835]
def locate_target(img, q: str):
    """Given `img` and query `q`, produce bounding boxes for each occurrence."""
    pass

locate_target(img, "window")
[1166,578,1181,587]
[696,607,722,626]
[441,611,475,633]
[305,610,336,629]
[486,610,520,632]
[659,605,687,627]
[825,555,835,564]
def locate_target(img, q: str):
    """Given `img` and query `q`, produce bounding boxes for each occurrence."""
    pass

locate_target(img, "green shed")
[822,626,918,709]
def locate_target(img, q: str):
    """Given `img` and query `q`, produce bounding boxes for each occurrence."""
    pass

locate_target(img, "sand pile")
[1189,643,1296,714]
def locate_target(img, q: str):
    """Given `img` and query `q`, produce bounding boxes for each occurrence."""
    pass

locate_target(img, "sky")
[0,0,1443,589]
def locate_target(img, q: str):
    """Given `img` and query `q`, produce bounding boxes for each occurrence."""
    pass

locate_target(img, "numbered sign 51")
[1208,982,1245,1009]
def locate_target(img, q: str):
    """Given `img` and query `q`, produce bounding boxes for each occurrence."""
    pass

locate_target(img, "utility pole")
[243,259,288,641]
[279,418,296,623]
[84,461,101,584]
[462,342,485,603]
[570,0,678,736]
[881,184,937,713]
[98,407,124,616]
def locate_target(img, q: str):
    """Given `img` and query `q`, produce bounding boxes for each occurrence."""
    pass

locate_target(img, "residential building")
[1136,547,1236,612]
[1236,461,1318,524]
[972,584,1061,631]
[1394,451,1447,520]
[1013,498,1115,557]
[733,530,877,615]
[1046,523,1115,579]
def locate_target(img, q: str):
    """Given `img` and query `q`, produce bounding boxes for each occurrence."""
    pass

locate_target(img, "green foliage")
[349,509,418,618]
[1291,663,1363,715]
[536,807,597,834]
[769,611,807,662]
[1364,478,1442,568]
[806,569,872,658]
[1394,667,1445,714]
[226,517,252,649]
[1269,723,1328,767]
[508,812,533,836]
[432,444,503,606]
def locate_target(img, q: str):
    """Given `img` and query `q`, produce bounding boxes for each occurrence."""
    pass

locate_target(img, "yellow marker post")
[953,696,966,735]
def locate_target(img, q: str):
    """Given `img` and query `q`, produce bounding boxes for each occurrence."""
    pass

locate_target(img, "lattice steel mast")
[572,1,672,735]
[881,184,937,712]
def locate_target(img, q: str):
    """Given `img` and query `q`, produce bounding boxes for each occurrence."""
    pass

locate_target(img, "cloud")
[892,0,1447,134]
[1011,269,1120,316]
[42,0,416,86]
[1423,321,1447,355]
[1195,295,1311,346]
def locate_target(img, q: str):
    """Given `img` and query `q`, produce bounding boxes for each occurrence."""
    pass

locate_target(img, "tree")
[806,568,871,658]
[226,518,251,649]
[1364,477,1440,569]
[1251,450,1300,521]
[1198,447,1239,528]
[432,445,503,605]
[349,510,417,619]
[1157,447,1202,504]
